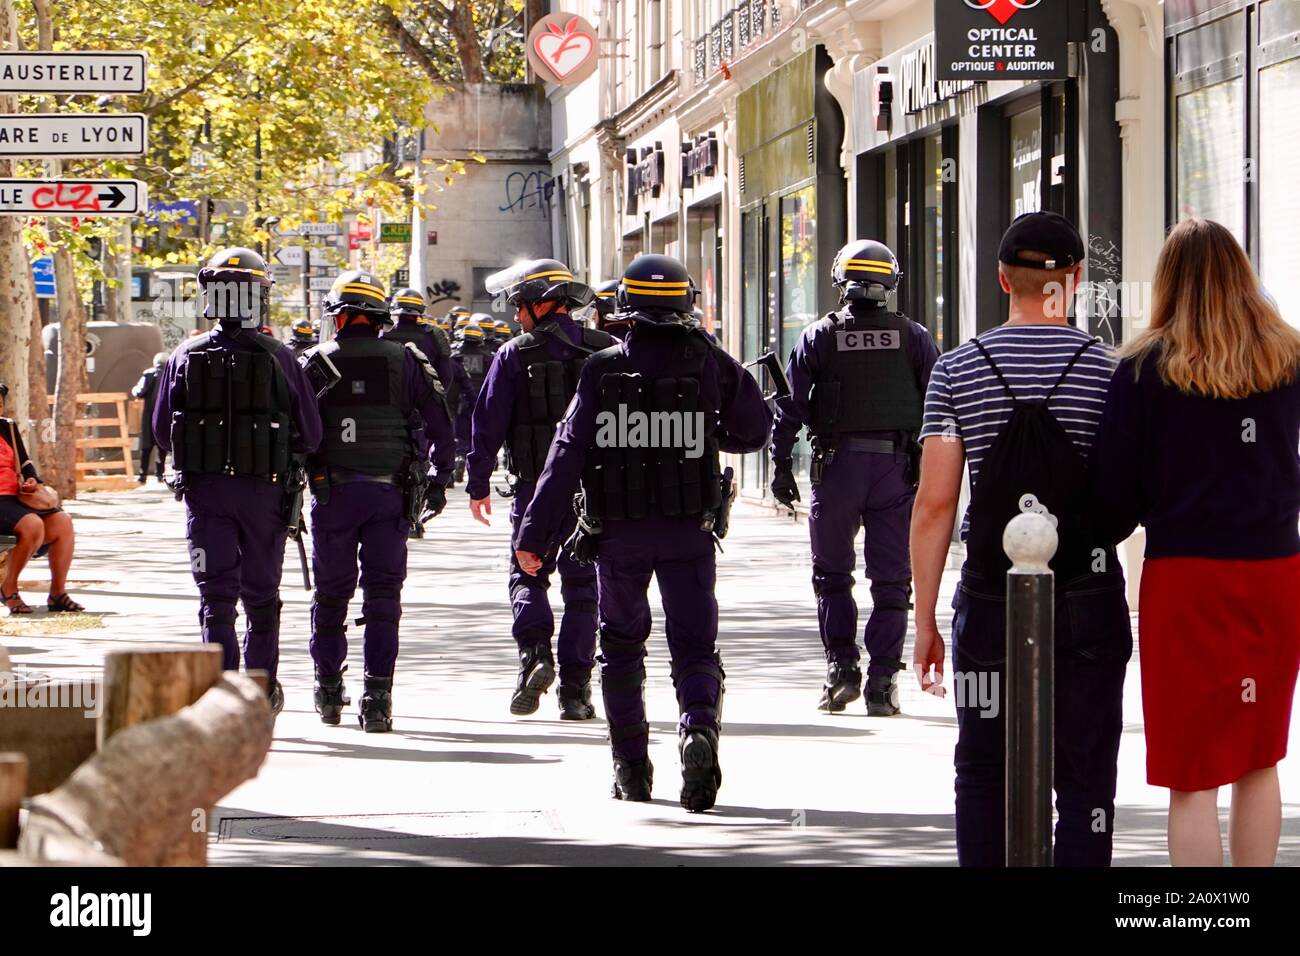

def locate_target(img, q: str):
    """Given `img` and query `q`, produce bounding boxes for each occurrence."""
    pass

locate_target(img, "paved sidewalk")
[5,481,1298,865]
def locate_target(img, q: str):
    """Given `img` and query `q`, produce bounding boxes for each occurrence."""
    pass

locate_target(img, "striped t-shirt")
[919,324,1116,534]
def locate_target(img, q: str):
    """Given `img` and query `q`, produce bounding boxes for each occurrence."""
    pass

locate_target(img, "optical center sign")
[934,0,1068,81]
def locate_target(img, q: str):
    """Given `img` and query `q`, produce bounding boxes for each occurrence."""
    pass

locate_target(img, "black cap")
[998,211,1085,270]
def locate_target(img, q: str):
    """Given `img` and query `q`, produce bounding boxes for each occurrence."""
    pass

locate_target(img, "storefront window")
[740,208,763,490]
[686,202,721,340]
[780,186,817,356]
[922,134,946,351]
[1175,78,1245,242]
[780,185,816,486]
[1009,106,1042,219]
[1260,56,1300,327]
[651,215,680,259]
[622,230,644,270]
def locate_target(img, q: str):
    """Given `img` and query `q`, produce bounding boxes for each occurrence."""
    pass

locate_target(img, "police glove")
[770,462,800,508]
[422,483,448,521]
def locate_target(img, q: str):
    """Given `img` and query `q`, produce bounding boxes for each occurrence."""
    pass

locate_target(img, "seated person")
[0,383,81,614]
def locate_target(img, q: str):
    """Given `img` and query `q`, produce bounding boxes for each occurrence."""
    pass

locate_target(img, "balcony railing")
[693,0,775,83]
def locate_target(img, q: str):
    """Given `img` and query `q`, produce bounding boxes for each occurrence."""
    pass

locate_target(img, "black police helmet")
[592,278,620,318]
[832,239,900,303]
[391,287,427,318]
[617,254,697,316]
[485,258,593,311]
[198,246,274,327]
[322,270,392,325]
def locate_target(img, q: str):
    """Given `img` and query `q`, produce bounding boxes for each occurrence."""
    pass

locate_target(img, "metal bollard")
[1003,511,1057,867]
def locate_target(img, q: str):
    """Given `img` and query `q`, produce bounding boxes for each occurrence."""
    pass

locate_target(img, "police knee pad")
[598,630,646,662]
[199,595,238,628]
[868,579,913,612]
[312,592,350,633]
[358,587,402,628]
[244,596,282,632]
[811,570,855,597]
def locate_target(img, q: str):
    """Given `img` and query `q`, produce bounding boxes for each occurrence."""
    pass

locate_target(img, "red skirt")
[1139,554,1300,791]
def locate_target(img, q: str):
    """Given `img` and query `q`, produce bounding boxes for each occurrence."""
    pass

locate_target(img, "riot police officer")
[590,278,627,340]
[452,317,492,480]
[383,287,454,392]
[770,239,938,716]
[515,254,772,812]
[151,247,323,715]
[131,351,169,483]
[288,317,320,357]
[494,319,513,346]
[469,258,613,720]
[306,270,456,733]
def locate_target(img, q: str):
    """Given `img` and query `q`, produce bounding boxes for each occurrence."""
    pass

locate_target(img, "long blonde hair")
[1122,219,1300,399]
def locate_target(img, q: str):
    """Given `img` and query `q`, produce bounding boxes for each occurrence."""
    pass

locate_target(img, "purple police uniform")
[308,326,456,679]
[152,325,323,680]
[771,311,938,678]
[466,313,598,687]
[381,317,453,460]
[517,321,772,762]
[452,342,491,457]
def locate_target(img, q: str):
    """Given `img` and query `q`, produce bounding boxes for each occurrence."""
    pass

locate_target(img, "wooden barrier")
[47,392,138,492]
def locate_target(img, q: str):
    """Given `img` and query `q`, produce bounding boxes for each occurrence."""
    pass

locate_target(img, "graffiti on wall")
[426,278,462,306]
[499,170,553,215]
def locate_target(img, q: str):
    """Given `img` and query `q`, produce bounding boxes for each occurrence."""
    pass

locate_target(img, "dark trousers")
[309,481,409,678]
[951,566,1132,866]
[508,479,597,686]
[808,446,914,676]
[596,516,724,763]
[183,475,288,681]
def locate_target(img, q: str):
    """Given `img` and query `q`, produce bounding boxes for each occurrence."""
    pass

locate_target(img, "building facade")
[543,0,1291,503]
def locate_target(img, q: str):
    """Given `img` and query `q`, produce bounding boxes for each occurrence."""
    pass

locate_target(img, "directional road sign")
[0,178,146,216]
[274,245,305,267]
[309,276,336,292]
[0,51,149,94]
[32,257,55,298]
[0,113,148,158]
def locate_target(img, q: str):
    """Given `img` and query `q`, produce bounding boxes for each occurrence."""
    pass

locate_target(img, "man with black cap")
[909,211,1132,866]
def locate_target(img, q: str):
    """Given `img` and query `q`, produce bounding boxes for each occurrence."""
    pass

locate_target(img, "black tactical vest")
[506,323,614,482]
[581,328,723,521]
[454,341,491,397]
[809,306,923,438]
[170,331,292,484]
[383,320,450,367]
[311,336,413,479]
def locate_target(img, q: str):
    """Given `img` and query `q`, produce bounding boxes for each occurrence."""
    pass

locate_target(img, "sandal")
[46,592,84,613]
[2,589,33,615]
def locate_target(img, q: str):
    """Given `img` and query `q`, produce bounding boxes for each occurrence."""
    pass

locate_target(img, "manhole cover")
[218,811,562,848]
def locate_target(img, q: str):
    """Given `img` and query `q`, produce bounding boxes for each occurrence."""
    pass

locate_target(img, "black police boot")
[611,757,653,802]
[358,673,393,733]
[453,457,466,484]
[866,671,902,717]
[313,668,346,726]
[817,660,862,714]
[557,682,596,721]
[509,644,555,716]
[678,727,722,813]
[267,680,285,718]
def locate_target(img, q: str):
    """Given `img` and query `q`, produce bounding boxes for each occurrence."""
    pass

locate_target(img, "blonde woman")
[1092,219,1300,866]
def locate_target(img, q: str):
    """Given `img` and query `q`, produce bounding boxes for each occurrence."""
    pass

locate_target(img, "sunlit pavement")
[7,481,1298,866]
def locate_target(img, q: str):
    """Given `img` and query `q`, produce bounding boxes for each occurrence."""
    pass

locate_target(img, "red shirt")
[0,435,18,496]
